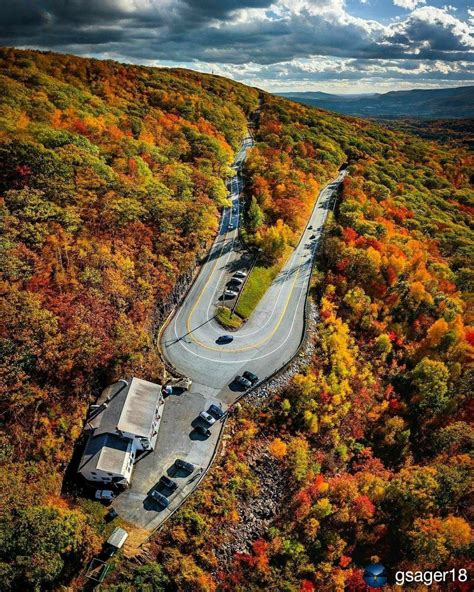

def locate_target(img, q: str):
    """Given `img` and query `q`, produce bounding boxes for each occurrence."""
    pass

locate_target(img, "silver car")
[199,411,216,425]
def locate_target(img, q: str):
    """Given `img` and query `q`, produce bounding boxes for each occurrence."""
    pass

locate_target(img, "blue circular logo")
[363,564,388,588]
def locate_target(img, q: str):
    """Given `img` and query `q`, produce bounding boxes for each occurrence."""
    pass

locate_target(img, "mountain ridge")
[279,85,474,119]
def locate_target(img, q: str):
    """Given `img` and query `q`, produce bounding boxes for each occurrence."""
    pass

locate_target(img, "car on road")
[228,223,234,230]
[233,270,247,278]
[194,424,211,437]
[95,490,115,501]
[199,411,216,425]
[150,490,169,508]
[235,375,252,389]
[175,459,195,473]
[216,334,233,344]
[224,289,239,298]
[159,475,178,492]
[243,370,259,385]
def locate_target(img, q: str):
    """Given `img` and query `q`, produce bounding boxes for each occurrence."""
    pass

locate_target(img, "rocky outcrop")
[214,444,288,564]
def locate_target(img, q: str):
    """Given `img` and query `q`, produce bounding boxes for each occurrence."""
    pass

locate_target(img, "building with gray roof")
[78,378,164,486]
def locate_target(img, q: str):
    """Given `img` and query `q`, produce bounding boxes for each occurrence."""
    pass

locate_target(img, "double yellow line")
[184,241,302,353]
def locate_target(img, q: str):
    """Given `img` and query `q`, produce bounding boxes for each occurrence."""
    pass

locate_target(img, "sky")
[0,0,473,93]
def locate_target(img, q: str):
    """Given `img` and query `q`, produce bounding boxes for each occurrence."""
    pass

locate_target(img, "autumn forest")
[0,48,473,591]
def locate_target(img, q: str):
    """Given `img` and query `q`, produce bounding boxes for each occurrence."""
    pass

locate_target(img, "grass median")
[234,246,292,319]
[215,306,243,329]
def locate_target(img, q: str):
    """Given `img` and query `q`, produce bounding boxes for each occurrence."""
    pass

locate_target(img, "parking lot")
[112,384,225,531]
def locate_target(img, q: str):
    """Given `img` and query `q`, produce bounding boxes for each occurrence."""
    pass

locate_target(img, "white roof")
[117,377,161,438]
[96,435,131,475]
[107,527,128,548]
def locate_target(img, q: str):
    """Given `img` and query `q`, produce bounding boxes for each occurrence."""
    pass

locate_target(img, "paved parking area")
[112,382,225,530]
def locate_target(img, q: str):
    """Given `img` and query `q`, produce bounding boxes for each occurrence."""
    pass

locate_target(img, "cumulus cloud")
[0,0,472,91]
[393,0,425,10]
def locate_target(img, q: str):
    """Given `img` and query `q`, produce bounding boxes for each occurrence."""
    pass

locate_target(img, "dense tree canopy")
[0,48,472,591]
[0,47,259,591]
[109,88,472,591]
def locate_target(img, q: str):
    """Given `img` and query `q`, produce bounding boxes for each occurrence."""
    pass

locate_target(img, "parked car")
[175,459,195,473]
[199,411,216,425]
[224,289,239,298]
[229,276,244,285]
[95,490,115,501]
[243,370,259,385]
[194,424,211,437]
[159,475,178,492]
[308,225,313,230]
[235,375,252,389]
[150,490,169,508]
[233,270,247,278]
[216,334,233,344]
[310,234,316,239]
[228,223,234,230]
[208,403,224,419]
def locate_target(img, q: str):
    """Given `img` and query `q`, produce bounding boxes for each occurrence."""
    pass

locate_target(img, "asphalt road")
[113,134,346,533]
[161,171,347,393]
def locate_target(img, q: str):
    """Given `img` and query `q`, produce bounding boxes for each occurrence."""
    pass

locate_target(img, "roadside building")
[78,377,164,486]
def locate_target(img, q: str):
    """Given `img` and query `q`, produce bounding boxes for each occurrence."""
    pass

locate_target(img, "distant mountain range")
[278,86,474,119]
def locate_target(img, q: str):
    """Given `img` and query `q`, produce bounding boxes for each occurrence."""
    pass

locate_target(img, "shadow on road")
[133,449,153,466]
[189,430,210,441]
[163,315,217,347]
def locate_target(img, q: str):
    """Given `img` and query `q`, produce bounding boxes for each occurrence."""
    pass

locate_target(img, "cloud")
[0,0,472,92]
[388,6,474,57]
[393,0,425,10]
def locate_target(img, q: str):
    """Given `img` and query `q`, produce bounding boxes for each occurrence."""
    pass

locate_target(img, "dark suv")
[175,459,195,473]
[243,370,258,385]
[159,475,178,492]
[208,403,224,419]
[150,490,169,508]
[195,424,211,437]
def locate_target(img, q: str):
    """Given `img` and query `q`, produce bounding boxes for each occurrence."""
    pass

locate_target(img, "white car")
[95,490,115,501]
[233,270,247,278]
[199,411,216,425]
[224,289,239,297]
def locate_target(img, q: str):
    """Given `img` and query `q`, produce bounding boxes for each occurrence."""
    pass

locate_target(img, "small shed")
[107,527,128,549]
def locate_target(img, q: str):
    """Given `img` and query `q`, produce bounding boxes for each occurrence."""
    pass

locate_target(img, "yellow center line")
[185,255,302,353]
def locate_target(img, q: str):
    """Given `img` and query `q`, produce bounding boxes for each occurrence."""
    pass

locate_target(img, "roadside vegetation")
[234,250,289,319]
[1,48,472,591]
[104,89,473,591]
[215,305,243,329]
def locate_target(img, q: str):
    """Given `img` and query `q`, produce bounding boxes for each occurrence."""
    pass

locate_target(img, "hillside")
[280,86,474,119]
[0,48,472,591]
